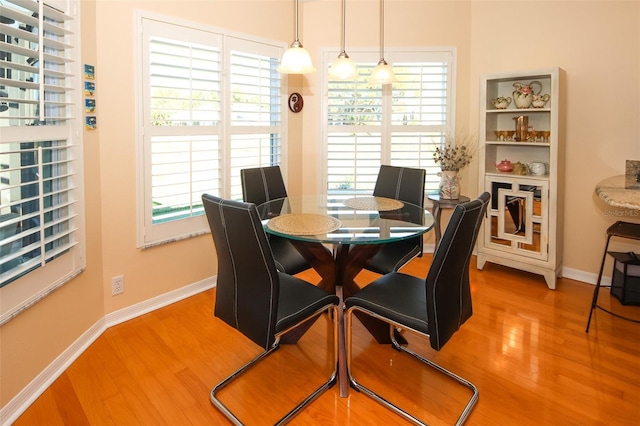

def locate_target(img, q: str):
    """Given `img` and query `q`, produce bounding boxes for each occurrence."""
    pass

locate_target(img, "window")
[137,13,285,247]
[323,49,455,196]
[0,0,84,324]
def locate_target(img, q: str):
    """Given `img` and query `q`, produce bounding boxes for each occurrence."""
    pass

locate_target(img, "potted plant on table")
[433,136,474,199]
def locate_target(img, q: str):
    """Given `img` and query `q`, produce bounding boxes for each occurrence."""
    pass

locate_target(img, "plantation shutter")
[325,49,454,195]
[327,60,383,193]
[227,39,283,201]
[138,16,285,247]
[390,52,453,191]
[0,0,83,324]
[141,19,222,245]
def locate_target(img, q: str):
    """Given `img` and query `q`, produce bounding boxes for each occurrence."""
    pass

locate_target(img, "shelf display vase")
[513,80,542,109]
[438,171,460,199]
[513,92,533,109]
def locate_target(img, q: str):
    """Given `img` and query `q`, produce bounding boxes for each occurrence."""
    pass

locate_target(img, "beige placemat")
[343,196,404,211]
[267,213,342,235]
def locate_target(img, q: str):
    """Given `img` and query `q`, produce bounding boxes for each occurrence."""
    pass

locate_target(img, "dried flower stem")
[433,135,475,171]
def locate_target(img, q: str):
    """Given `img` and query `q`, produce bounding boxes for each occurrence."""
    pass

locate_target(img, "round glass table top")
[257,194,434,245]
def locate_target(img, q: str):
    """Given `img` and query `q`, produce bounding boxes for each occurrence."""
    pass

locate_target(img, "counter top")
[595,175,640,210]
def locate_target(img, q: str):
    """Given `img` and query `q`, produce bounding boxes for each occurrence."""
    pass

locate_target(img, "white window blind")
[228,45,282,200]
[148,30,221,226]
[324,49,455,195]
[0,0,84,325]
[140,19,221,245]
[137,14,285,247]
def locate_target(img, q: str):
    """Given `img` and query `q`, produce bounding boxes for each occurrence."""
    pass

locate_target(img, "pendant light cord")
[340,0,347,54]
[379,0,385,62]
[294,0,300,44]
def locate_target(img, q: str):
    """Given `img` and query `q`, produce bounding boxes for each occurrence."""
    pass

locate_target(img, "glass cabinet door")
[485,178,548,261]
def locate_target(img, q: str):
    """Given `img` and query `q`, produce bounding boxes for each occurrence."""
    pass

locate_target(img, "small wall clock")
[288,92,303,113]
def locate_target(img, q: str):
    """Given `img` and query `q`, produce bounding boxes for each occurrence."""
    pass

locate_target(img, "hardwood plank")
[14,382,67,426]
[13,255,640,425]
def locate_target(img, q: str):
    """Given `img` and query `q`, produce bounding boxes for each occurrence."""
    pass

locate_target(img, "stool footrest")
[608,251,640,266]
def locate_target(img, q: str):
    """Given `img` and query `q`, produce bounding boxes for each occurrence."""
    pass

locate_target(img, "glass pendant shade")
[368,59,397,85]
[329,0,357,80]
[369,0,396,85]
[329,53,357,80]
[278,42,316,74]
[278,0,315,74]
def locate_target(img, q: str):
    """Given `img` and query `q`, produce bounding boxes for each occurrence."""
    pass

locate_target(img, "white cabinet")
[477,68,564,289]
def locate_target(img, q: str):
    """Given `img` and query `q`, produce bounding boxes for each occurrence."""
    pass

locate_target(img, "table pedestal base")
[279,241,403,397]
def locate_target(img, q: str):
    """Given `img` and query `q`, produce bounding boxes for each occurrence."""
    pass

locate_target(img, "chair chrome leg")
[346,306,478,426]
[390,331,479,425]
[276,305,339,425]
[211,306,338,425]
[211,347,276,426]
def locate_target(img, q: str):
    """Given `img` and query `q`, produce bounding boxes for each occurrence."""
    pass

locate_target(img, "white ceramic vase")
[513,92,533,109]
[438,170,460,199]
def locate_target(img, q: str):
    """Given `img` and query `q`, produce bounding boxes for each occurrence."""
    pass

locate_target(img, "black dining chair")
[364,165,427,274]
[344,192,490,425]
[240,166,314,275]
[202,194,339,425]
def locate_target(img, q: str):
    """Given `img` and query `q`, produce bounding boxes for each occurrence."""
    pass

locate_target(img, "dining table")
[257,193,434,396]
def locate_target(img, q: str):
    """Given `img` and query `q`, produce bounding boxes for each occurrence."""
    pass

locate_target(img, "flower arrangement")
[433,136,475,172]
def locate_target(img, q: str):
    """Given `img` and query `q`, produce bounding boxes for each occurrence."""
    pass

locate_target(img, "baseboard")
[428,245,601,287]
[561,266,610,286]
[0,277,216,426]
[103,276,216,328]
[0,319,108,426]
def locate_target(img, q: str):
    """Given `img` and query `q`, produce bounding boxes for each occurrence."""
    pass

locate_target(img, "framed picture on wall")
[85,98,95,113]
[84,81,95,96]
[84,64,95,79]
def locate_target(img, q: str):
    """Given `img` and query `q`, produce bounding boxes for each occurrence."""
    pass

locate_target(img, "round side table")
[428,194,471,248]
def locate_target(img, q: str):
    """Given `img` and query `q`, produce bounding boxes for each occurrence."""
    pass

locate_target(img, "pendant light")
[278,0,316,74]
[368,0,397,85]
[329,0,357,80]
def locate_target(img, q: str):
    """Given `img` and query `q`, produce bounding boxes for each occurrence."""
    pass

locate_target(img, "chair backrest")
[373,165,426,208]
[241,166,288,206]
[202,193,279,350]
[426,192,490,350]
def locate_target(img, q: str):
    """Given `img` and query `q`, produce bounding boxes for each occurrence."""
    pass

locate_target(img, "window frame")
[134,11,288,248]
[319,47,457,196]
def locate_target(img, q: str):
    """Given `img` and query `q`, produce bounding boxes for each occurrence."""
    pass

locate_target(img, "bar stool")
[586,221,640,332]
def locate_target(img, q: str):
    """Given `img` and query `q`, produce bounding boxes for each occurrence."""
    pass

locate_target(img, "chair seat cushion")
[345,272,428,334]
[276,273,339,333]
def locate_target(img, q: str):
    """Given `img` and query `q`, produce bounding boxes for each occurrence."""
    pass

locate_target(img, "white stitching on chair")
[217,201,239,330]
[347,295,428,327]
[430,201,484,349]
[221,200,278,348]
[395,168,404,200]
[259,168,270,202]
[393,247,420,271]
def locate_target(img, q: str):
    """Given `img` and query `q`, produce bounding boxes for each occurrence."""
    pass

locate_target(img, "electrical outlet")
[112,275,124,295]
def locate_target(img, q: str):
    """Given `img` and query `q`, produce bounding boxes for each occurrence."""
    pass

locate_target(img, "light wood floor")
[14,255,640,425]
